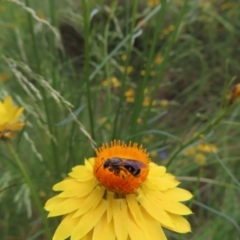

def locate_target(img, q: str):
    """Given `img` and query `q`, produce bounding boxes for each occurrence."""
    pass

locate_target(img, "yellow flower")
[137,118,142,124]
[101,79,109,87]
[121,54,127,61]
[148,0,160,7]
[126,97,135,103]
[0,73,9,82]
[168,25,175,32]
[102,77,121,88]
[154,54,163,65]
[197,142,218,153]
[143,96,150,107]
[98,117,107,124]
[149,151,158,157]
[111,77,121,87]
[140,70,146,76]
[160,99,169,107]
[125,88,135,103]
[45,141,192,240]
[159,25,175,39]
[194,153,206,166]
[144,88,149,94]
[143,134,153,143]
[183,147,196,156]
[120,66,134,75]
[150,70,156,76]
[0,96,25,140]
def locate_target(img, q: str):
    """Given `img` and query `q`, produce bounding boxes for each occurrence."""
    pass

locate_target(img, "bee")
[102,157,147,178]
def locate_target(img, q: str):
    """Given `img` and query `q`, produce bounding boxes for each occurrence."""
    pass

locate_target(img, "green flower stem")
[24,0,60,177]
[81,0,95,140]
[112,0,139,140]
[6,141,51,239]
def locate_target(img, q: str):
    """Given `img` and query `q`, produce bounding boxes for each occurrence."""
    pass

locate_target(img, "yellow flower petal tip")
[45,141,193,240]
[0,96,25,140]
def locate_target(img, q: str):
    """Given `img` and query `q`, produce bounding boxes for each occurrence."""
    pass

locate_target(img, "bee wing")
[121,159,147,168]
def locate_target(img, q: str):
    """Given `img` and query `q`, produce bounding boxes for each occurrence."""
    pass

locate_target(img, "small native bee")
[103,157,147,178]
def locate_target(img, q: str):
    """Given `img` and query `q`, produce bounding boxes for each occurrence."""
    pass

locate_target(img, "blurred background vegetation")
[0,0,240,239]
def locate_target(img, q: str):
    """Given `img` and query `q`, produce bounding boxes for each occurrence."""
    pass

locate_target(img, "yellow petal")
[85,158,94,171]
[126,194,149,238]
[92,213,115,240]
[69,168,94,181]
[141,187,192,215]
[12,107,24,122]
[8,122,25,130]
[58,179,97,198]
[137,192,174,229]
[53,178,81,191]
[71,199,107,240]
[162,213,191,233]
[0,123,7,131]
[0,102,6,115]
[80,231,93,240]
[112,199,128,240]
[140,206,167,240]
[72,165,86,171]
[149,166,166,177]
[145,176,179,191]
[73,186,104,218]
[107,191,114,223]
[4,96,12,108]
[44,196,65,211]
[164,173,176,180]
[163,188,193,201]
[53,212,80,240]
[88,158,95,165]
[127,209,149,240]
[48,197,84,217]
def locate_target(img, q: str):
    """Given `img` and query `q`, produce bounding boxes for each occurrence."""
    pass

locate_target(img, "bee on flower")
[45,140,193,240]
[0,96,25,140]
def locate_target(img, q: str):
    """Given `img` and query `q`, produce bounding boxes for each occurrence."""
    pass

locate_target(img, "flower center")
[93,140,150,195]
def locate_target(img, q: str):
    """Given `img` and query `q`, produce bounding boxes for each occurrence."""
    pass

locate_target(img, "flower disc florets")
[93,140,150,195]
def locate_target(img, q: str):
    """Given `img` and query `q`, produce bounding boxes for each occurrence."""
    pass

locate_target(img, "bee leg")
[121,170,128,180]
[114,168,120,175]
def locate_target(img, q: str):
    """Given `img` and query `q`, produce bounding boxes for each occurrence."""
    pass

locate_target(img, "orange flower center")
[93,140,150,195]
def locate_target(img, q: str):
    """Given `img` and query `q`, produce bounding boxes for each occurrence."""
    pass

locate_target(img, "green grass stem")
[6,141,51,239]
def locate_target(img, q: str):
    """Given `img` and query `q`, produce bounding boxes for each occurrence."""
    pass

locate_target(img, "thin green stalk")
[81,0,95,140]
[104,1,118,113]
[24,0,60,176]
[130,0,167,135]
[112,0,139,140]
[130,0,168,136]
[140,0,189,138]
[6,141,51,239]
[24,0,40,72]
[48,0,58,89]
